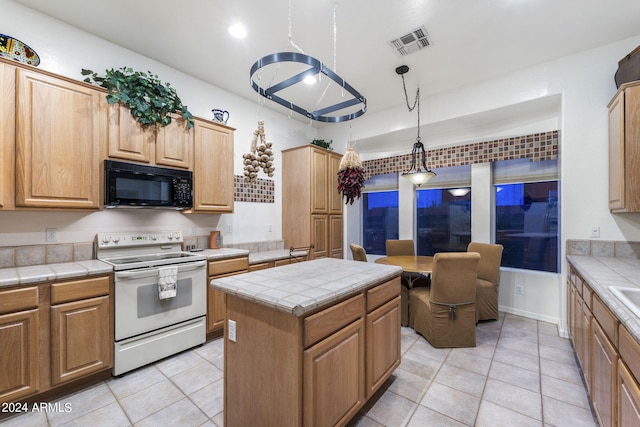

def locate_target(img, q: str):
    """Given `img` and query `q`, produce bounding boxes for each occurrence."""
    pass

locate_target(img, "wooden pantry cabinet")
[283,145,343,259]
[608,81,640,212]
[0,275,113,405]
[15,67,104,209]
[107,104,192,169]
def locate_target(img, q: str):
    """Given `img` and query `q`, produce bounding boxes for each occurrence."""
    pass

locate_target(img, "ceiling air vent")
[388,25,431,56]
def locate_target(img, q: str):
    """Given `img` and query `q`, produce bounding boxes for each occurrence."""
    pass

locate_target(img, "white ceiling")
[12,0,640,134]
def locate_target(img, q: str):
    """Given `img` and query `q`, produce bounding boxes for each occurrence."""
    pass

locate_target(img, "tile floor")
[0,313,598,427]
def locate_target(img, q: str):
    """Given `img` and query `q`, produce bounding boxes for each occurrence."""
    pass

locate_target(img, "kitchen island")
[211,258,403,427]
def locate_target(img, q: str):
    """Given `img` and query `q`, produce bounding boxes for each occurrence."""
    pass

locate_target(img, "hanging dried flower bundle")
[337,147,365,205]
[243,120,275,184]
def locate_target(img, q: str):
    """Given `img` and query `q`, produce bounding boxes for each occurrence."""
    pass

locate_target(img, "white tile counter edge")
[0,260,113,287]
[211,258,403,316]
[567,255,640,343]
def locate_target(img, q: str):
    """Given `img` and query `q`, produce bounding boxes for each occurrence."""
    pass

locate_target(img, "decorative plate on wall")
[0,33,40,66]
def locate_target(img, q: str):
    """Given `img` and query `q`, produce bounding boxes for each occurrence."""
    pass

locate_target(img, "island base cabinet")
[303,319,365,427]
[222,275,401,427]
[224,295,302,427]
[366,295,401,398]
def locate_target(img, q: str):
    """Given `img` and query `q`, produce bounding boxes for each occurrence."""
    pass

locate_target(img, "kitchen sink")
[609,286,640,318]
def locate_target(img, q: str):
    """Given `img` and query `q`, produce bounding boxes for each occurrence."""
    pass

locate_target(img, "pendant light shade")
[401,139,436,186]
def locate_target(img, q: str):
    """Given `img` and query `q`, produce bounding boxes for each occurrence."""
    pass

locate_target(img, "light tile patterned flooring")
[1,313,598,427]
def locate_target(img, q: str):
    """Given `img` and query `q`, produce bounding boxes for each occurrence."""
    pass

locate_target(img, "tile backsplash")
[0,242,94,268]
[567,239,640,259]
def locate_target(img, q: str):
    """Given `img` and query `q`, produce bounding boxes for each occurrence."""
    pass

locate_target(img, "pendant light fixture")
[396,65,435,186]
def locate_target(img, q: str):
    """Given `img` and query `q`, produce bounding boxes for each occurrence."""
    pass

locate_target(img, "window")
[494,159,559,272]
[362,191,398,255]
[417,188,471,255]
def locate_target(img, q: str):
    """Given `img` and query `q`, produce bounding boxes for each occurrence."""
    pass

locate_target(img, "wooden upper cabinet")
[192,118,234,213]
[107,104,153,163]
[0,61,16,210]
[15,68,103,209]
[311,147,329,213]
[329,151,343,214]
[609,81,640,212]
[108,105,192,169]
[155,116,192,169]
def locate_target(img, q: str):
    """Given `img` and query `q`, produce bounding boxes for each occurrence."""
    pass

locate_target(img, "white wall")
[323,34,640,332]
[0,1,318,246]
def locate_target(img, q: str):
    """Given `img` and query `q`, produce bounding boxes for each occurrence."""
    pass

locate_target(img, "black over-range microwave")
[104,160,193,209]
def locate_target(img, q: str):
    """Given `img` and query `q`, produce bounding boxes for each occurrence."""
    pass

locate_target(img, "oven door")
[114,260,207,341]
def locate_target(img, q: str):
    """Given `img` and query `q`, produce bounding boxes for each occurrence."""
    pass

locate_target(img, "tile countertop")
[0,260,113,288]
[567,255,640,343]
[211,258,403,317]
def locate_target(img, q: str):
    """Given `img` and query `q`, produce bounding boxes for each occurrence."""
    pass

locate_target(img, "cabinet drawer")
[620,325,640,383]
[593,294,619,347]
[248,262,271,272]
[51,276,110,305]
[0,286,38,314]
[304,294,364,348]
[367,277,401,313]
[208,257,249,276]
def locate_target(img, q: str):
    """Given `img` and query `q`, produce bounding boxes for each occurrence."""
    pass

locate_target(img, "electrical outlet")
[226,224,232,233]
[515,285,525,295]
[268,224,272,232]
[228,319,237,342]
[191,226,197,235]
[590,226,600,238]
[46,228,58,242]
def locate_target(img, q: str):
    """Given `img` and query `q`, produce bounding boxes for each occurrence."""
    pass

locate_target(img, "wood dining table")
[374,255,434,287]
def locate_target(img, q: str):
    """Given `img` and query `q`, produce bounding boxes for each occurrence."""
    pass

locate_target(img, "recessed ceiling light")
[228,24,247,39]
[303,75,317,85]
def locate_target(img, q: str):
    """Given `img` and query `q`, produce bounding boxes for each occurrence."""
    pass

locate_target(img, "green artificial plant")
[81,67,194,129]
[310,139,333,150]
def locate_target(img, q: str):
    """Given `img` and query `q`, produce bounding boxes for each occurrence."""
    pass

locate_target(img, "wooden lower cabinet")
[366,295,401,398]
[303,319,365,427]
[50,296,111,386]
[207,256,248,335]
[0,276,112,405]
[0,308,39,403]
[618,360,640,427]
[591,319,619,427]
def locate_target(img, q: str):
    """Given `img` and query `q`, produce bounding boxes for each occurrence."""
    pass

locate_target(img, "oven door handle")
[115,260,207,280]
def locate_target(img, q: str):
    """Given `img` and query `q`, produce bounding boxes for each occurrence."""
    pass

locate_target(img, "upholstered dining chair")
[385,239,415,256]
[349,243,367,262]
[409,252,480,348]
[385,239,428,326]
[467,242,504,322]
